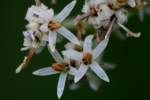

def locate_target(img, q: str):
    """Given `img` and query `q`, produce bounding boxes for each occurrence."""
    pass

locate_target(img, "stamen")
[52,63,69,72]
[82,53,93,65]
[48,21,61,30]
[117,23,141,38]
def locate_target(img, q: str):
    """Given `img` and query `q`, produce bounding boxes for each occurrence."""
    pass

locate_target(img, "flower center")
[48,21,61,30]
[52,63,69,72]
[82,53,93,65]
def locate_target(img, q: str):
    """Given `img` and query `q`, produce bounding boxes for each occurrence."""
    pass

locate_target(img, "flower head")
[82,0,114,29]
[63,35,110,83]
[39,0,80,52]
[33,49,77,99]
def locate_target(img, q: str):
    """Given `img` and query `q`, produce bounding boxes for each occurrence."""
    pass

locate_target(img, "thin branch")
[105,17,117,39]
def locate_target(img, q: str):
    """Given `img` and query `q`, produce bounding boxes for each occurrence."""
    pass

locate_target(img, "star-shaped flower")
[63,35,110,83]
[39,0,80,52]
[33,49,77,99]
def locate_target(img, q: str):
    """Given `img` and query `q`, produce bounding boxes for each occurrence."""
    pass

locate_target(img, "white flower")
[25,3,53,24]
[39,0,80,52]
[33,49,77,99]
[25,3,53,42]
[82,0,114,29]
[63,35,110,83]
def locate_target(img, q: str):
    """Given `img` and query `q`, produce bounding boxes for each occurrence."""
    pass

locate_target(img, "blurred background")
[2,0,150,100]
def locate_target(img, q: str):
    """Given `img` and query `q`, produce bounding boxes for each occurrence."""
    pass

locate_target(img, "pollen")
[82,53,93,65]
[52,63,69,72]
[48,21,61,30]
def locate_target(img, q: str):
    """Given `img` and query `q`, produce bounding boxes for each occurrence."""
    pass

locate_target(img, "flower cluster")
[16,0,148,99]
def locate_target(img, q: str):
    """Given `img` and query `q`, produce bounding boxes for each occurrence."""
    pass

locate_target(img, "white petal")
[26,22,39,31]
[56,27,80,45]
[25,7,34,22]
[23,31,30,37]
[128,0,136,8]
[16,56,27,74]
[69,67,77,75]
[57,72,68,99]
[93,38,109,59]
[25,5,43,22]
[40,23,49,33]
[48,31,57,52]
[90,62,110,82]
[74,64,88,83]
[32,67,59,76]
[40,3,48,10]
[23,38,31,47]
[65,43,75,50]
[83,35,94,53]
[41,9,54,22]
[16,62,24,74]
[62,50,83,62]
[54,0,77,22]
[48,46,64,63]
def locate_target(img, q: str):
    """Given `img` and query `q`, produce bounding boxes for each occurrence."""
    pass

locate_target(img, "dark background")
[2,0,150,100]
